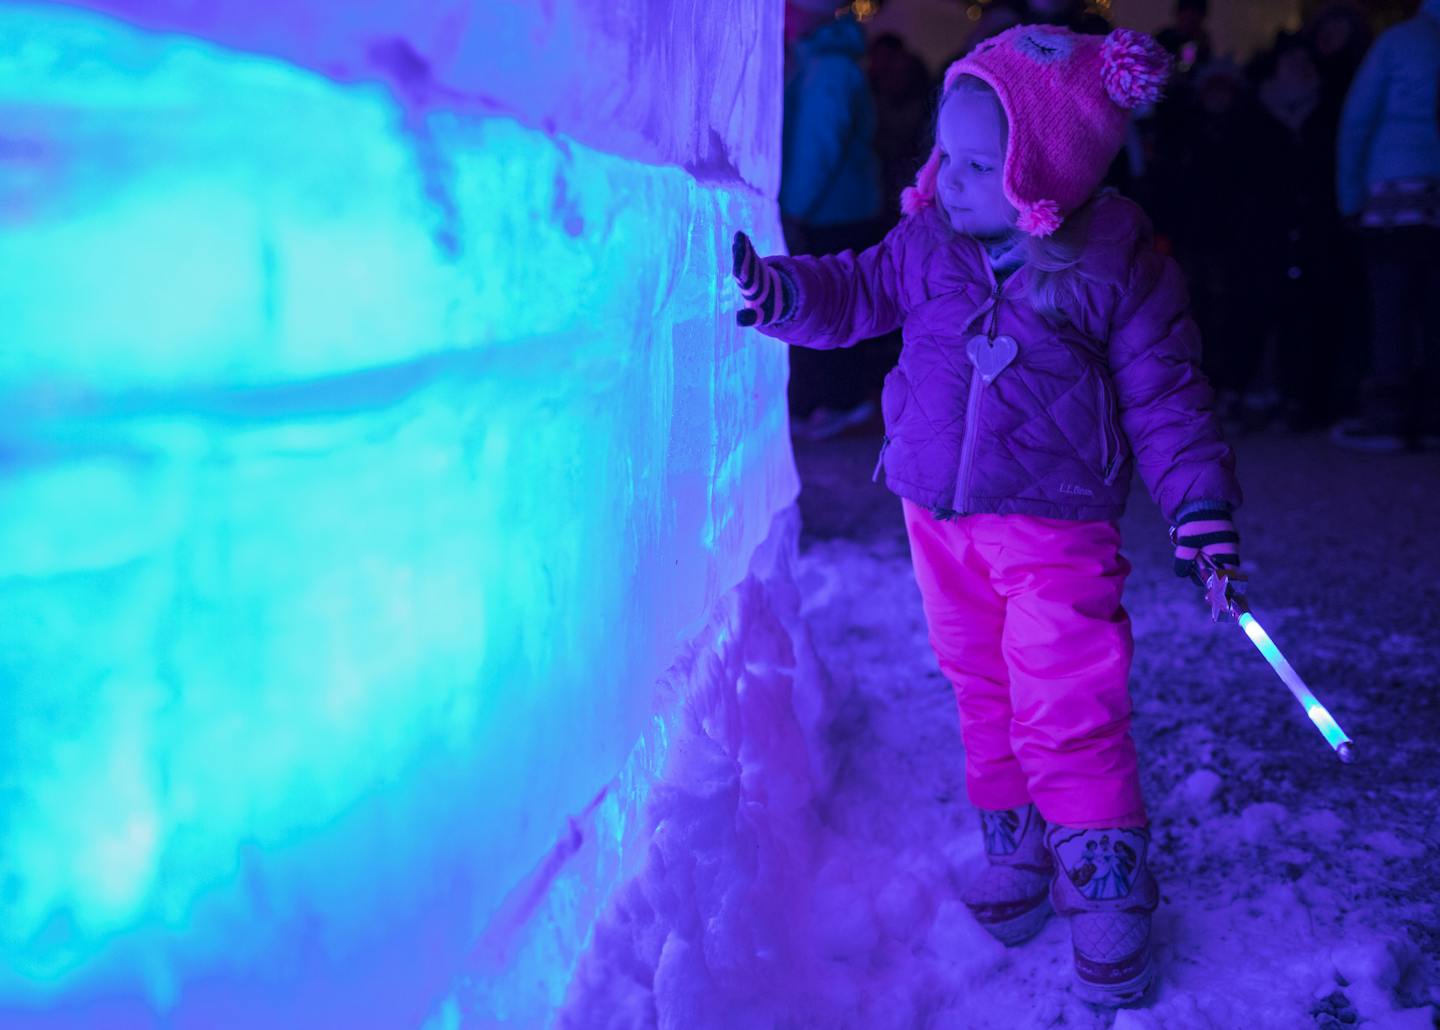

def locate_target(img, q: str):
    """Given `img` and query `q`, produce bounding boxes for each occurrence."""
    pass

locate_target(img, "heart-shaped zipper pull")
[967,333,1018,384]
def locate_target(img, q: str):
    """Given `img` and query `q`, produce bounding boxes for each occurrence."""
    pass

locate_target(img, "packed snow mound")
[561,434,1440,1028]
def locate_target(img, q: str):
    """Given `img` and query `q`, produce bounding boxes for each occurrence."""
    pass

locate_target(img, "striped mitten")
[1172,505,1240,579]
[732,230,794,327]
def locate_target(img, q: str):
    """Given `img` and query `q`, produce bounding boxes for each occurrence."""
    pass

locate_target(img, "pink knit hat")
[901,26,1170,236]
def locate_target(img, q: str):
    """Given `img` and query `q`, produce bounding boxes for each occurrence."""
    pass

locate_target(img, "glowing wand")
[1192,551,1355,764]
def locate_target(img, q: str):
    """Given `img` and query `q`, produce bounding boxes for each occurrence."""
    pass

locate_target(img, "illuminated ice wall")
[1,1,806,1025]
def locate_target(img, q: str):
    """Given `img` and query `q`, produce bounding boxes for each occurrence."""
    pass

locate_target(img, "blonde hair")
[906,74,1094,325]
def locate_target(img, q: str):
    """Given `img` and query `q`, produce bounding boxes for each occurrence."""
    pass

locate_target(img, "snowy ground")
[561,427,1439,1029]
[786,427,1439,1029]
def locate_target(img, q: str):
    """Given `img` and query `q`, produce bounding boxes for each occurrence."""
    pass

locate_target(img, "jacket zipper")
[1101,433,1120,486]
[954,281,1002,514]
[1098,377,1122,486]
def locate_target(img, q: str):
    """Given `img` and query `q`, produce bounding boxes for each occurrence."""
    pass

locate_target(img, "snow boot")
[1046,824,1161,1006]
[960,804,1054,946]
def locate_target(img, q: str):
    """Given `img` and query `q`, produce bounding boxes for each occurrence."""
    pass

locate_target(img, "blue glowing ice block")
[1,1,792,1024]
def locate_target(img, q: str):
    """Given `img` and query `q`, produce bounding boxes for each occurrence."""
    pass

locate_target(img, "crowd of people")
[778,0,1440,453]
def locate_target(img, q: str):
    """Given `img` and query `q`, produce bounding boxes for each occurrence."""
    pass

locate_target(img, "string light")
[848,0,879,22]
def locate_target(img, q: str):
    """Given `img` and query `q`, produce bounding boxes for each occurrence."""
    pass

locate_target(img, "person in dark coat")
[1307,1,1373,123]
[1155,0,1213,73]
[1155,62,1268,419]
[869,33,935,225]
[1247,34,1351,431]
[781,0,888,432]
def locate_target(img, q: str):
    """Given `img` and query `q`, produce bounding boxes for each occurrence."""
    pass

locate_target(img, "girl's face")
[935,90,1017,238]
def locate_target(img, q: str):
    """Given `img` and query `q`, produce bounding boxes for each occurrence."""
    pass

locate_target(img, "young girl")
[731,26,1243,1007]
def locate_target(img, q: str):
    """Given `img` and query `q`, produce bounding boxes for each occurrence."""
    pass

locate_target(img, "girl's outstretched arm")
[730,217,919,350]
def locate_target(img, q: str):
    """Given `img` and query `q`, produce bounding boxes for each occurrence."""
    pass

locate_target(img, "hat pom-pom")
[900,185,932,216]
[1017,199,1062,237]
[901,146,943,216]
[1101,29,1169,109]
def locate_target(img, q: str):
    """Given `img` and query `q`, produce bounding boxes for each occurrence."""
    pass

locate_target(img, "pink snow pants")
[902,499,1147,829]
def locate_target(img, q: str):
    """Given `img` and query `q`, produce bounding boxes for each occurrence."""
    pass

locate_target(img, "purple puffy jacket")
[761,193,1242,523]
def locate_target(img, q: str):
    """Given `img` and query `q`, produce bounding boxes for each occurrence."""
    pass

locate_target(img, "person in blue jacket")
[781,0,889,436]
[781,2,883,245]
[1331,0,1440,452]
